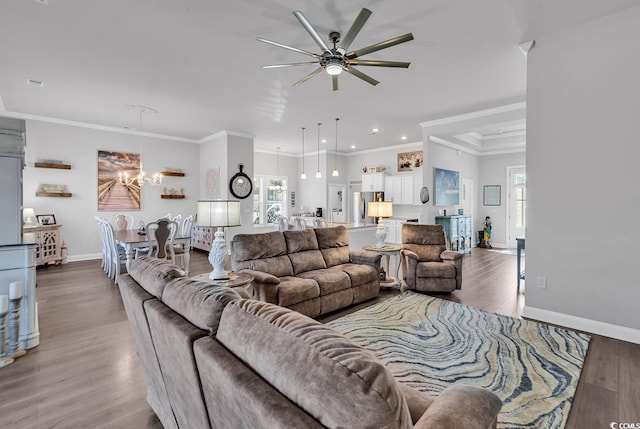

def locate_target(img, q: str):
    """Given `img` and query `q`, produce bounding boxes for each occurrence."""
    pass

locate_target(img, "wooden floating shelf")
[161,171,185,177]
[161,194,185,199]
[36,192,72,198]
[34,162,72,170]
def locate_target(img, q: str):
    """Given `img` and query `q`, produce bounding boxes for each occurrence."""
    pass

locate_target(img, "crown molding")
[420,102,526,129]
[345,141,422,156]
[0,106,199,143]
[198,130,255,143]
[428,135,525,156]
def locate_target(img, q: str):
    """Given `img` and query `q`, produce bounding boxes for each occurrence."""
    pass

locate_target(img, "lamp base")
[375,218,386,248]
[208,227,230,280]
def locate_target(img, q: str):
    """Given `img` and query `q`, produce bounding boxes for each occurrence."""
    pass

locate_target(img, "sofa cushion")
[277,276,320,307]
[161,278,243,334]
[402,224,447,262]
[416,262,456,279]
[284,229,327,275]
[298,269,350,295]
[231,232,295,278]
[332,263,379,287]
[128,256,186,298]
[314,226,351,267]
[216,300,413,429]
[403,243,445,263]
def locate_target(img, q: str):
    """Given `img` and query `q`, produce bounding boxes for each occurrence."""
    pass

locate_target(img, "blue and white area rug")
[327,292,590,429]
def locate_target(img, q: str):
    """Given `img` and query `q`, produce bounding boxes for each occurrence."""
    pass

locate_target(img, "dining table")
[114,229,192,273]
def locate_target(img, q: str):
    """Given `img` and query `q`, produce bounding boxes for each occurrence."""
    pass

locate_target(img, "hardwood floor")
[0,248,637,428]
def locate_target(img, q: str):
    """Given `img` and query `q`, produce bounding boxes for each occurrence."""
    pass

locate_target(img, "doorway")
[507,166,526,248]
[328,184,346,223]
[461,179,473,218]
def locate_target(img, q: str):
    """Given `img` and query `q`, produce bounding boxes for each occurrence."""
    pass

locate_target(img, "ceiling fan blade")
[256,37,320,58]
[262,61,320,69]
[339,8,372,52]
[344,66,379,86]
[348,59,410,68]
[292,11,332,54]
[345,33,414,59]
[332,75,339,92]
[293,67,324,87]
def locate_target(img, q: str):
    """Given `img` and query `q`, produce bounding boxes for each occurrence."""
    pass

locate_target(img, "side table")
[363,245,402,288]
[190,271,254,298]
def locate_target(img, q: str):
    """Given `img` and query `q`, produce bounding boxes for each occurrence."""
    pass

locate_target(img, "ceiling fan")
[257,8,414,91]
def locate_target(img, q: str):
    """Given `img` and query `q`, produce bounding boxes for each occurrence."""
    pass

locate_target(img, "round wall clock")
[420,186,430,204]
[229,164,253,199]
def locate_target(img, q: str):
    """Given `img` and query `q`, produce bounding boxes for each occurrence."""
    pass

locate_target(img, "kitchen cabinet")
[362,172,386,192]
[384,218,419,245]
[382,167,424,206]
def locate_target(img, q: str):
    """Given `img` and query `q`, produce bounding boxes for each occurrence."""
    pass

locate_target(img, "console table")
[23,224,63,266]
[516,236,525,289]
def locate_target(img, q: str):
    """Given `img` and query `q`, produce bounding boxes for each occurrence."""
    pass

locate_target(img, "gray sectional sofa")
[230,225,382,318]
[118,257,502,429]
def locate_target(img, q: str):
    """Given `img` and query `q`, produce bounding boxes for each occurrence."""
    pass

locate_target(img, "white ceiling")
[0,0,636,155]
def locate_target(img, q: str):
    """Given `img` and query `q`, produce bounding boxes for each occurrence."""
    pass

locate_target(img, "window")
[514,173,526,228]
[253,175,288,225]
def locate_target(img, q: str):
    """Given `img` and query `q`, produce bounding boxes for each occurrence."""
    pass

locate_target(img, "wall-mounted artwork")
[434,167,460,206]
[397,150,423,172]
[483,185,501,206]
[97,150,141,211]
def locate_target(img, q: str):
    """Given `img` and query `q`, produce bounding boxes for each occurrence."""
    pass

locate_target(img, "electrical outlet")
[536,276,547,289]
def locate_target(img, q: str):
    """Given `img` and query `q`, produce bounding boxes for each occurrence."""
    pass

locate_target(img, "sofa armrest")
[440,250,463,261]
[236,269,280,304]
[349,250,382,268]
[237,269,280,285]
[401,249,419,261]
[413,385,501,429]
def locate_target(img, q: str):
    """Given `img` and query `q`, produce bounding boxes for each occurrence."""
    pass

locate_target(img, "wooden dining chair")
[144,219,178,264]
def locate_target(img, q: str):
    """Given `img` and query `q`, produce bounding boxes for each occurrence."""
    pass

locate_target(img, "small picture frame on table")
[36,214,57,225]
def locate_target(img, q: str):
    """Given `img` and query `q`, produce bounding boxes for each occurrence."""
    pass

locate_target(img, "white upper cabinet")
[362,172,386,192]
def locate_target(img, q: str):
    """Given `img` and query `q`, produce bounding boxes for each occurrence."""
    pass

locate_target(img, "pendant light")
[300,127,307,180]
[315,122,322,178]
[332,117,339,177]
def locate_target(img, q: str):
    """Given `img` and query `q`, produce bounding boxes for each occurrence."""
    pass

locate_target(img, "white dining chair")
[110,213,134,231]
[313,218,329,228]
[172,215,193,274]
[144,219,178,264]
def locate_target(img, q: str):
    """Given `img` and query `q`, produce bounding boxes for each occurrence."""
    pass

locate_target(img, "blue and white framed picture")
[434,167,460,206]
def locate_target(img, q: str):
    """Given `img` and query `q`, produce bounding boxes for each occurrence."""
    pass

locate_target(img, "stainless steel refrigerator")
[350,183,383,224]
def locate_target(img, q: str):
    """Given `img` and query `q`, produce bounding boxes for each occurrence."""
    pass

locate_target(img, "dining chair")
[99,217,126,284]
[313,218,329,228]
[144,219,178,264]
[95,216,108,272]
[292,217,307,230]
[172,214,182,224]
[276,215,290,232]
[110,213,134,231]
[172,215,193,274]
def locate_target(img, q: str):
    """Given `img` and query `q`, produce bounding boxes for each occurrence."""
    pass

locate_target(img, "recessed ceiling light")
[34,0,49,4]
[401,135,407,140]
[26,78,45,87]
[372,128,379,133]
[321,139,327,143]
[350,145,356,149]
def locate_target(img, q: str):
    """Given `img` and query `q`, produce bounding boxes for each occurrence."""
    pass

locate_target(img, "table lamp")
[196,200,241,280]
[23,208,38,227]
[367,201,393,248]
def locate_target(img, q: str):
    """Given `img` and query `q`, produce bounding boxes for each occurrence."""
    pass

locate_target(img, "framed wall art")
[97,150,141,211]
[483,185,501,206]
[397,150,423,172]
[434,167,460,206]
[36,214,56,225]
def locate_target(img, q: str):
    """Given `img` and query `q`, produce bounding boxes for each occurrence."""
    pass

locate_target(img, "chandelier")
[119,105,162,187]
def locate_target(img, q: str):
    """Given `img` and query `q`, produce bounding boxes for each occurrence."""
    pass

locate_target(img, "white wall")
[23,120,200,261]
[478,152,526,247]
[524,6,640,341]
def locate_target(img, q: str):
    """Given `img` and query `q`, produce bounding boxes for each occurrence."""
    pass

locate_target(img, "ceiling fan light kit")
[258,7,413,91]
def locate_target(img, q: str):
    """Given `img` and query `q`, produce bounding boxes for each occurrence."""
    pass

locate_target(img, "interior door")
[507,166,526,248]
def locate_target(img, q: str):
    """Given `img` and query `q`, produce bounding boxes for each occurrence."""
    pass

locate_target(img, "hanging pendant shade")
[300,127,307,180]
[332,117,340,177]
[315,122,322,178]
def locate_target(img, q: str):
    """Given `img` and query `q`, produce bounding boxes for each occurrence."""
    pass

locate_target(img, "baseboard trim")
[68,253,101,262]
[523,305,640,344]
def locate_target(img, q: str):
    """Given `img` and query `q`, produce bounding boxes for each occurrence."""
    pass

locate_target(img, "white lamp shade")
[23,208,37,226]
[367,201,393,218]
[196,200,241,228]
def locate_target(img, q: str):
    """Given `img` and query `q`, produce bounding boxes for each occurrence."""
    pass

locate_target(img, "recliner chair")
[401,223,463,293]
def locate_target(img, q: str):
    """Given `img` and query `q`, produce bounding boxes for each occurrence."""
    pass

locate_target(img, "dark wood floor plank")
[0,247,637,428]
